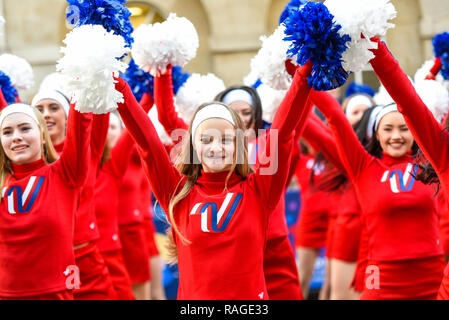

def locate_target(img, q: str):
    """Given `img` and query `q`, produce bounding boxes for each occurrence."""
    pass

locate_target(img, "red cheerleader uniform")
[311,87,445,300]
[367,36,449,300]
[115,63,312,299]
[0,103,91,299]
[155,66,303,300]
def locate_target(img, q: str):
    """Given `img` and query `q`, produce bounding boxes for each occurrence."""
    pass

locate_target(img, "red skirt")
[119,223,151,284]
[325,215,338,259]
[143,218,160,258]
[332,214,362,262]
[73,242,117,300]
[295,208,329,249]
[101,250,135,300]
[263,236,303,300]
[360,255,445,300]
[437,262,449,300]
[0,290,74,300]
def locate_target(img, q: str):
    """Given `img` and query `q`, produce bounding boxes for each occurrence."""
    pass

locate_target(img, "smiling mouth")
[12,145,28,152]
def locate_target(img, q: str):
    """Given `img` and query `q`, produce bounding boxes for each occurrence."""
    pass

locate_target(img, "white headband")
[222,89,253,106]
[0,104,39,127]
[374,104,398,132]
[31,90,70,116]
[366,105,383,139]
[346,95,373,117]
[191,104,236,144]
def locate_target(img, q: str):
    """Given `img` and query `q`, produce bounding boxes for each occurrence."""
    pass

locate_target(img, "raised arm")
[90,113,109,164]
[251,62,313,210]
[115,77,182,209]
[154,65,188,139]
[55,102,93,187]
[139,92,155,113]
[310,90,370,181]
[369,36,449,173]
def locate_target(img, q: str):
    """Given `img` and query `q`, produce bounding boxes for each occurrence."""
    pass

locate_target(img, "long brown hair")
[165,102,253,264]
[0,106,59,194]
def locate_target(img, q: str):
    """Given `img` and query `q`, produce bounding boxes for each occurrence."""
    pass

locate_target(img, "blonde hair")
[165,102,252,264]
[0,106,59,193]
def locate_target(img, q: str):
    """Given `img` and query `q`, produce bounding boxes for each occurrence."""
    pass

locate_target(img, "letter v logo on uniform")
[2,176,45,214]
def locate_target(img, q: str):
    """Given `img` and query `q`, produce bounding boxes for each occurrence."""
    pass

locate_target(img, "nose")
[11,129,23,142]
[42,107,51,118]
[391,129,403,140]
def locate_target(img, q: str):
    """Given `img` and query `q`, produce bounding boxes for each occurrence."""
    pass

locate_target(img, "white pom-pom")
[57,25,129,114]
[414,79,449,123]
[175,73,226,123]
[243,69,259,87]
[374,84,394,106]
[132,13,199,76]
[0,54,34,90]
[39,72,71,98]
[148,107,174,146]
[257,84,287,123]
[324,0,396,72]
[414,59,448,86]
[250,25,292,90]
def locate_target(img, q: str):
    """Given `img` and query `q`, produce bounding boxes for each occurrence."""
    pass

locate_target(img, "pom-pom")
[121,58,154,102]
[257,84,287,123]
[0,54,34,91]
[171,66,190,95]
[39,72,72,99]
[432,32,449,80]
[345,82,375,98]
[131,13,199,76]
[282,1,351,90]
[148,106,173,146]
[0,71,19,104]
[251,25,292,90]
[324,0,396,73]
[414,59,446,84]
[243,69,261,88]
[174,73,226,123]
[414,79,449,123]
[66,0,134,47]
[279,0,306,25]
[57,24,129,113]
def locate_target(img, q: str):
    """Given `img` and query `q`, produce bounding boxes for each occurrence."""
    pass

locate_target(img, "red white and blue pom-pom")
[172,66,191,95]
[0,54,34,91]
[131,13,199,76]
[432,32,449,80]
[57,24,129,113]
[0,71,19,104]
[282,1,351,90]
[66,0,134,48]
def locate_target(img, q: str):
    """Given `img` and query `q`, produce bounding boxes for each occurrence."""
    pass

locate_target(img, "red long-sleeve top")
[311,89,442,261]
[115,63,313,299]
[0,103,92,297]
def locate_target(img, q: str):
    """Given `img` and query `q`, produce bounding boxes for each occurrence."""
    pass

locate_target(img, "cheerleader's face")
[229,101,253,130]
[347,103,370,126]
[376,111,414,158]
[1,113,42,165]
[35,99,67,146]
[194,118,236,173]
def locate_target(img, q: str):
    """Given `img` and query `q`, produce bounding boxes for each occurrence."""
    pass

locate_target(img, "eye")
[51,106,60,112]
[2,130,11,136]
[21,126,31,132]
[223,136,233,144]
[201,136,212,144]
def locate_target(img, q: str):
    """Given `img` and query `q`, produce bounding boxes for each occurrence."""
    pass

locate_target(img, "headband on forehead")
[221,89,253,106]
[31,90,70,116]
[345,95,373,117]
[366,105,383,139]
[0,104,39,127]
[191,104,236,144]
[374,104,398,132]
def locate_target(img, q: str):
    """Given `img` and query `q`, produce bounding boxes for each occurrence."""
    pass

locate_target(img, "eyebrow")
[2,122,33,130]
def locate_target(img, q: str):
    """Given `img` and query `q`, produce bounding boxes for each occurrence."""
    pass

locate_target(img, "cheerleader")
[0,101,91,299]
[32,90,116,299]
[310,85,445,299]
[365,36,449,299]
[112,61,313,299]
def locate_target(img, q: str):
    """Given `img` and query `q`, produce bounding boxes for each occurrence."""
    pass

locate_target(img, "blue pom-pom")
[432,32,449,58]
[0,71,18,104]
[121,59,153,101]
[279,0,307,25]
[67,0,134,47]
[345,82,375,98]
[441,52,449,80]
[282,1,351,91]
[171,66,190,95]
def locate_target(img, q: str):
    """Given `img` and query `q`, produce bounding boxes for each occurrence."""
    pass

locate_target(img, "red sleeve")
[369,37,449,173]
[0,90,7,111]
[139,92,154,113]
[426,57,442,80]
[251,62,312,210]
[55,103,93,187]
[303,114,345,171]
[90,113,109,164]
[154,65,188,142]
[105,129,135,179]
[310,89,370,180]
[115,77,182,209]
